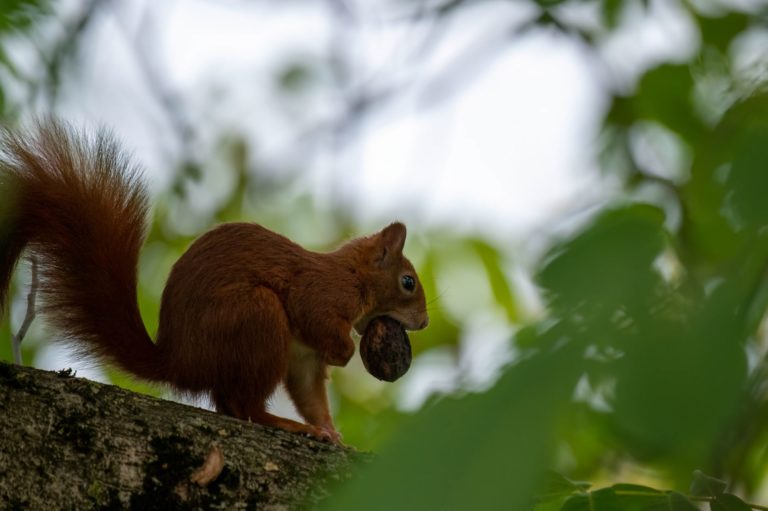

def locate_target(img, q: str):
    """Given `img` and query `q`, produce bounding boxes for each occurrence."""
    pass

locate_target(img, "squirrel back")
[0,120,162,380]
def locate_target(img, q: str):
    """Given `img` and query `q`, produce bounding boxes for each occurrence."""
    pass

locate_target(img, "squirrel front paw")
[324,339,355,367]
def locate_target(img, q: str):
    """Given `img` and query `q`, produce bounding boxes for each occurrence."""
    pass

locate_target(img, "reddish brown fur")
[0,120,428,442]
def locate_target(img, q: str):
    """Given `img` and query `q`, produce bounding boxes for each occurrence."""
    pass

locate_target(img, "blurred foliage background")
[3,0,768,509]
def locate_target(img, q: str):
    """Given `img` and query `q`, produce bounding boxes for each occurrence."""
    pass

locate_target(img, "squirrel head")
[353,222,429,334]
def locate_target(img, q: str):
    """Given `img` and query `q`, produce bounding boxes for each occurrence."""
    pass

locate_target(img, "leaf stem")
[610,491,768,511]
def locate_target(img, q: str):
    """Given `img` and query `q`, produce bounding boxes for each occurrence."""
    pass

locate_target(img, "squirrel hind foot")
[251,412,341,444]
[213,393,340,444]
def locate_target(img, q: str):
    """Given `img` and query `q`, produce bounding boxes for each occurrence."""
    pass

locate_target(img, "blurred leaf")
[538,204,666,320]
[514,323,541,349]
[277,62,314,93]
[0,0,50,33]
[559,403,616,479]
[559,493,590,511]
[710,493,752,511]
[470,239,520,322]
[214,139,249,222]
[601,63,707,172]
[535,0,568,7]
[612,265,749,471]
[563,486,698,511]
[682,93,768,264]
[0,46,17,80]
[612,483,663,494]
[720,105,768,230]
[634,64,705,145]
[666,491,701,511]
[170,161,204,199]
[333,392,408,452]
[324,342,582,511]
[535,496,571,511]
[0,308,12,362]
[536,471,591,502]
[104,367,162,399]
[603,0,624,28]
[605,97,635,129]
[408,250,460,357]
[690,470,728,497]
[561,488,619,511]
[696,12,750,53]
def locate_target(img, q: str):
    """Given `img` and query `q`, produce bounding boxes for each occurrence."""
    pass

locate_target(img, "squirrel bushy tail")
[0,120,164,381]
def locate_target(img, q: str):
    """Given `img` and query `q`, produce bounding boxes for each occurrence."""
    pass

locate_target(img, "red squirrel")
[0,120,428,443]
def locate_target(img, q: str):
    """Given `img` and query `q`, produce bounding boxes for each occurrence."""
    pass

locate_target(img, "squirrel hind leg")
[206,287,290,414]
[206,287,336,442]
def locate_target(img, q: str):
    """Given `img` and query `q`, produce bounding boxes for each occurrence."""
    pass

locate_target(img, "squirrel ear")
[376,222,407,265]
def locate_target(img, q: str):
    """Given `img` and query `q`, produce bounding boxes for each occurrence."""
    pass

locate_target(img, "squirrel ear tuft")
[381,222,406,254]
[375,222,407,266]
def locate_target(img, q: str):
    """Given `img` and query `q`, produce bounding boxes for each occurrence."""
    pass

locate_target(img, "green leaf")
[277,62,314,93]
[559,493,590,511]
[471,239,520,322]
[561,488,619,511]
[720,111,768,230]
[562,487,699,511]
[612,483,663,494]
[690,470,728,497]
[0,308,12,363]
[514,323,541,349]
[333,393,408,452]
[535,0,568,6]
[323,343,583,511]
[633,64,705,145]
[612,279,747,467]
[407,250,461,356]
[682,93,768,263]
[604,97,635,129]
[696,12,750,53]
[710,493,752,511]
[536,471,591,502]
[667,492,702,511]
[603,0,624,28]
[537,203,666,320]
[0,0,51,33]
[613,485,697,511]
[745,272,768,335]
[535,496,571,511]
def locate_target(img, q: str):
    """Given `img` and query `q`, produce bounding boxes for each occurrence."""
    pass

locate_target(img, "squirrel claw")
[306,425,343,445]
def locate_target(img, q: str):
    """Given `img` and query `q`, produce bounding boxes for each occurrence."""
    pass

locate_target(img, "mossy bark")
[0,362,363,510]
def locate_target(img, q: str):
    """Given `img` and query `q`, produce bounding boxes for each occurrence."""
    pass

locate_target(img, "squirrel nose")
[418,316,429,330]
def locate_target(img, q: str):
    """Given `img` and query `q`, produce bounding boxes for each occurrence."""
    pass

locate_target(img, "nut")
[360,316,412,382]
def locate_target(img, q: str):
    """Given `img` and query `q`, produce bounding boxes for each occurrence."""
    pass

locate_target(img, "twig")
[12,257,39,365]
[686,495,768,511]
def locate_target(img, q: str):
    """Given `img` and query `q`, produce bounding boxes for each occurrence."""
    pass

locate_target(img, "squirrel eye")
[401,275,416,292]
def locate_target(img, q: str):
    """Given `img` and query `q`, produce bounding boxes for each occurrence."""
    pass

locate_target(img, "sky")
[162,0,606,238]
[38,0,615,239]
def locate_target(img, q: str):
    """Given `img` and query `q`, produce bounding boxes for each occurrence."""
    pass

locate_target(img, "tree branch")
[0,362,363,509]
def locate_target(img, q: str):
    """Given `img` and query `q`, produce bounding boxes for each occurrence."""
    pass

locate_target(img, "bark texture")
[0,362,363,510]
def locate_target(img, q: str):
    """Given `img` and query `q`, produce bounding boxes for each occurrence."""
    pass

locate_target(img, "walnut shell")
[360,316,412,382]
